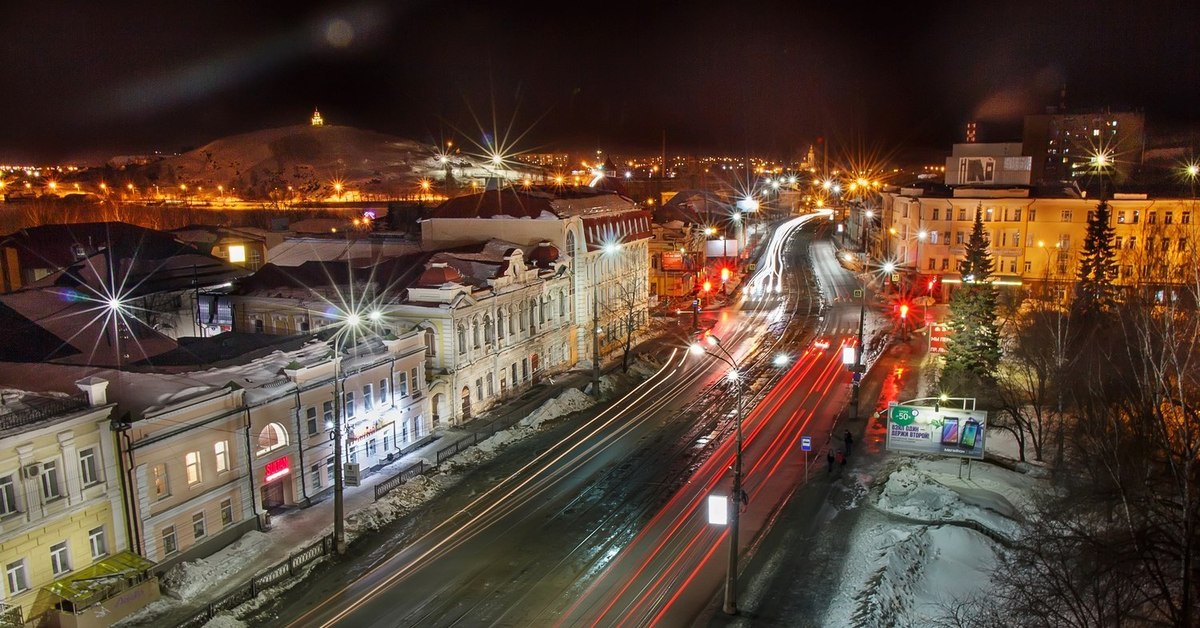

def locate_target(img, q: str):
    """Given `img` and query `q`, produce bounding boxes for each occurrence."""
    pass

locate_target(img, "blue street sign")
[853,372,862,383]
[801,436,812,451]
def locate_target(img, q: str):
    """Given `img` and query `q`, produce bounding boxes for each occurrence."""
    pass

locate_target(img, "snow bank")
[518,387,595,430]
[202,614,247,628]
[345,473,455,536]
[875,460,1022,542]
[824,457,1045,626]
[160,531,274,601]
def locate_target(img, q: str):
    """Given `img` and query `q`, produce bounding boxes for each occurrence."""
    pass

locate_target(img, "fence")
[373,460,429,501]
[176,534,334,628]
[435,418,505,465]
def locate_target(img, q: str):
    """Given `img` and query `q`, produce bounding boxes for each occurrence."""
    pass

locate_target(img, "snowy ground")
[820,430,1047,627]
[115,361,660,628]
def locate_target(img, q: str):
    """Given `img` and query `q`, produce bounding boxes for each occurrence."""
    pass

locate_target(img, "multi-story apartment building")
[0,377,157,627]
[1023,109,1146,185]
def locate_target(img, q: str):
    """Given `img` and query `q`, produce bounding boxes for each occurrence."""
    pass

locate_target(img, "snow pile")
[160,531,274,601]
[345,473,455,535]
[875,460,1023,542]
[201,614,247,628]
[844,524,999,627]
[518,387,595,430]
[823,457,1042,627]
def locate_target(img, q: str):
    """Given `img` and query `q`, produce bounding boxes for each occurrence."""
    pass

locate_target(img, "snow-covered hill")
[112,124,541,200]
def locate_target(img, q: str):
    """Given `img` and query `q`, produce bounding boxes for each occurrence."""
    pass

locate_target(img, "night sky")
[2,1,1197,163]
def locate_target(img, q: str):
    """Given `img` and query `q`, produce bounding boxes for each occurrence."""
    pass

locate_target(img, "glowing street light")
[689,333,745,615]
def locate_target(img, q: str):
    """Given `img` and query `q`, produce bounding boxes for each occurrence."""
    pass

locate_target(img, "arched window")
[256,422,288,456]
[457,324,466,354]
[424,328,437,357]
[559,290,567,318]
[497,310,506,340]
[508,307,516,334]
[472,318,481,349]
[565,231,577,257]
[484,315,494,345]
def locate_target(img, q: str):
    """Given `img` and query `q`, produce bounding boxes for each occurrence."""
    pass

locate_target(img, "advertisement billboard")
[886,404,987,459]
[704,239,739,258]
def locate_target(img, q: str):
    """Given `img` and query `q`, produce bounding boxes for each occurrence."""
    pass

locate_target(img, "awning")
[43,551,155,610]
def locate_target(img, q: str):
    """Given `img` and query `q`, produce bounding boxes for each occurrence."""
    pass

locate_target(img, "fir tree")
[1075,200,1118,314]
[939,205,1002,394]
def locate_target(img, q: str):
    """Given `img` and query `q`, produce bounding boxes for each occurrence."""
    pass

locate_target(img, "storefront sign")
[264,456,290,482]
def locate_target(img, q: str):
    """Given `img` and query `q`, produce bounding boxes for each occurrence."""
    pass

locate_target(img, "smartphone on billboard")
[940,418,959,445]
[961,420,980,449]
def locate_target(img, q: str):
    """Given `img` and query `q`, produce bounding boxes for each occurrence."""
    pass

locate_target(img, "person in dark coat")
[827,449,836,473]
[836,450,846,467]
[844,430,854,456]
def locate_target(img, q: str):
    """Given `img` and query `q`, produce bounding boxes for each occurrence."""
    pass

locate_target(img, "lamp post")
[330,310,372,553]
[689,335,743,615]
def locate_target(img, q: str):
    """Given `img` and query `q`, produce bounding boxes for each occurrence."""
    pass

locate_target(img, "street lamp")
[329,309,377,553]
[689,334,744,615]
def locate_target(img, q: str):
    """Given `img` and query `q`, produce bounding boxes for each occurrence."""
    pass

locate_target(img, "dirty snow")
[160,531,275,601]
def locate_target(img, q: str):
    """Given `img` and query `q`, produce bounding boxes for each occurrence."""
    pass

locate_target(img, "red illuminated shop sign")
[264,457,290,482]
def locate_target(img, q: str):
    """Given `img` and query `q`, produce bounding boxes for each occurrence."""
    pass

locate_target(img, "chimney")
[75,377,110,407]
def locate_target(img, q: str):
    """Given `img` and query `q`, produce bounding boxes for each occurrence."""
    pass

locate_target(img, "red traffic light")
[899,304,910,319]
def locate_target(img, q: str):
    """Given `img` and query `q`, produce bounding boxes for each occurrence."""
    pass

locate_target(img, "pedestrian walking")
[843,430,854,456]
[739,489,749,513]
[826,449,835,473]
[836,449,846,467]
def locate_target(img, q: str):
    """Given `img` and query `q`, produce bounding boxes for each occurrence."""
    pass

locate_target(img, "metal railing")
[373,460,429,501]
[176,534,334,628]
[0,396,89,432]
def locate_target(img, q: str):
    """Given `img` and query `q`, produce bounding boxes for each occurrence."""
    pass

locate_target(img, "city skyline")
[3,1,1198,164]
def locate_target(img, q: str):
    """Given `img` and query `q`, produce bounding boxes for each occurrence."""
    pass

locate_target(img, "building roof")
[1,222,193,271]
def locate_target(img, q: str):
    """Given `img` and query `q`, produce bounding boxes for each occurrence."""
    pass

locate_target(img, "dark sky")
[2,1,1197,163]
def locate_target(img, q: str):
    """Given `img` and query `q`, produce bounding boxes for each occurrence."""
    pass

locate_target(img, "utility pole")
[591,284,601,398]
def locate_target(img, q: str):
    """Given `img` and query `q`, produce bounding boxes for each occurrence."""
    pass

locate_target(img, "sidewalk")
[122,368,600,627]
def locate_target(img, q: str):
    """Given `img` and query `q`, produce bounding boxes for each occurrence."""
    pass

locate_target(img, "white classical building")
[422,187,652,366]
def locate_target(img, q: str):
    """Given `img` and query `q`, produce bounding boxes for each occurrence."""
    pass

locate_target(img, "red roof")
[415,263,465,287]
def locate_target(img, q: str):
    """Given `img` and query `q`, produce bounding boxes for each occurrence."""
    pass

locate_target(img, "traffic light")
[702,280,712,293]
[899,303,909,320]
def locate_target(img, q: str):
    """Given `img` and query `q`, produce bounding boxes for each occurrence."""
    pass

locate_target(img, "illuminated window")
[256,423,289,456]
[185,452,202,485]
[228,244,246,264]
[214,441,229,474]
[152,464,169,499]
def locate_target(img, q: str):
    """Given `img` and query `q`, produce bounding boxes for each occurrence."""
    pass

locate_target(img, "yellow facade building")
[881,188,1198,301]
[0,377,156,627]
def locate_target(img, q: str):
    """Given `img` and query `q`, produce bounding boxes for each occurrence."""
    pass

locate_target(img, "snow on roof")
[0,334,391,420]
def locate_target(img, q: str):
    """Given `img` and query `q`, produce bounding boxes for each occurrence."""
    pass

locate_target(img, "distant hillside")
[107,124,539,201]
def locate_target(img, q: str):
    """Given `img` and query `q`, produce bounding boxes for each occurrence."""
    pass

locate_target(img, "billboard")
[704,239,739,258]
[886,404,987,459]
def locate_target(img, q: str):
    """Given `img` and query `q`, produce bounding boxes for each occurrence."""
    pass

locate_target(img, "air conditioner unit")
[23,463,41,479]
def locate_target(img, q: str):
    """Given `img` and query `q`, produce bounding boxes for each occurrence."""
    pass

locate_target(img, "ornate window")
[256,423,289,456]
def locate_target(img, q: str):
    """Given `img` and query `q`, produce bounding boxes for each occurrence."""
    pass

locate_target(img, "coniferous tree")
[1075,200,1118,316]
[939,205,1002,395]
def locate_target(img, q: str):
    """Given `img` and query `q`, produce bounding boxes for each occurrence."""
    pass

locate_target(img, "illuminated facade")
[0,379,135,625]
[882,188,1197,301]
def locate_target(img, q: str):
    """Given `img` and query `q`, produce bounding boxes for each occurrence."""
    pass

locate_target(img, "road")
[250,213,850,627]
